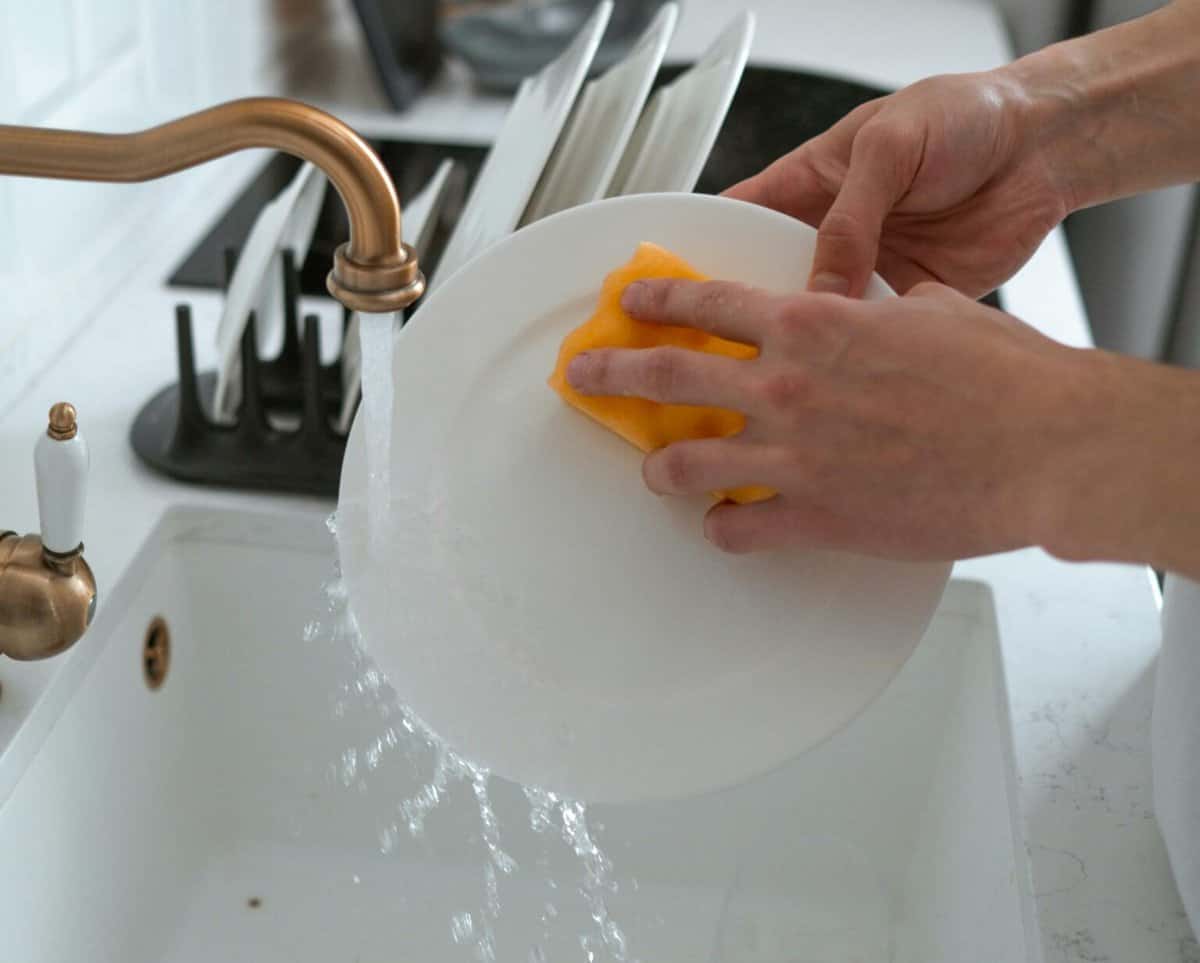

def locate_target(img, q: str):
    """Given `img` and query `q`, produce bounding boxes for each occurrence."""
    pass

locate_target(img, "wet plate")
[337,192,951,804]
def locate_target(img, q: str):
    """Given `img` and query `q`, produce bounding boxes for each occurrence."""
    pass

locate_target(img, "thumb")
[721,151,801,213]
[809,125,913,298]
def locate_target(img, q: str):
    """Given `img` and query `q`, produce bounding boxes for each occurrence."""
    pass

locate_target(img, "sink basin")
[0,507,1039,962]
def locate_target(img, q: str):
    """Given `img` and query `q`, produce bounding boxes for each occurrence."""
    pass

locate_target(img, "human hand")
[565,278,1174,566]
[724,71,1069,299]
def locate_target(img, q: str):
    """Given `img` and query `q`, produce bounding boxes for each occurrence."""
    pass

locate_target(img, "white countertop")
[0,0,1190,959]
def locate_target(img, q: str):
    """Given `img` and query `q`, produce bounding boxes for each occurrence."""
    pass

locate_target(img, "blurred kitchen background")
[0,0,1194,411]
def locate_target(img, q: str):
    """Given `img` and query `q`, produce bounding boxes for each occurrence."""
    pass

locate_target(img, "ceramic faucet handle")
[34,402,89,555]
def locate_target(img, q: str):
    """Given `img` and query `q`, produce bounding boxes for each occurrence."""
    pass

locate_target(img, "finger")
[621,279,777,345]
[566,346,752,410]
[642,440,794,497]
[721,102,882,225]
[873,246,942,295]
[809,123,915,299]
[703,498,857,554]
[721,149,828,226]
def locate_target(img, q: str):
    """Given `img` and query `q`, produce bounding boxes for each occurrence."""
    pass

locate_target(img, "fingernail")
[810,272,850,295]
[566,352,591,388]
[621,281,648,313]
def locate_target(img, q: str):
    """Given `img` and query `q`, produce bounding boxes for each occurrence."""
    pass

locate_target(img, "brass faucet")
[0,97,427,660]
[0,96,424,312]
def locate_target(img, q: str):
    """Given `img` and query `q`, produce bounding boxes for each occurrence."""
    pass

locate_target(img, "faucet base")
[0,532,96,661]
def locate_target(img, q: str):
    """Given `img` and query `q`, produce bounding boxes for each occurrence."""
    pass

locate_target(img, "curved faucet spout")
[0,97,424,312]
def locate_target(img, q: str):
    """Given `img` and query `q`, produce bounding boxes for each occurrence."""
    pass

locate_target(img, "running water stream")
[357,311,397,559]
[339,310,635,959]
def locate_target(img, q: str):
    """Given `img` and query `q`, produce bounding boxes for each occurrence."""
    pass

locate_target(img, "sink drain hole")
[143,616,170,690]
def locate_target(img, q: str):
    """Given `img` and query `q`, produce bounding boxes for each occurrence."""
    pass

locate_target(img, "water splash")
[316,562,633,962]
[561,800,628,962]
[451,912,475,945]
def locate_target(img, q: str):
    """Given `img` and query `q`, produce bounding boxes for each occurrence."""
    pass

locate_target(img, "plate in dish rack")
[520,3,679,224]
[337,193,951,804]
[608,11,755,196]
[429,1,611,289]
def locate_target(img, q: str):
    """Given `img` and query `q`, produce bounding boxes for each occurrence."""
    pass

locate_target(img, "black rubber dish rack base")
[131,250,352,498]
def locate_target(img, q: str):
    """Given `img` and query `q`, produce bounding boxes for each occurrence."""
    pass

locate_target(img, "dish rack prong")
[130,246,354,496]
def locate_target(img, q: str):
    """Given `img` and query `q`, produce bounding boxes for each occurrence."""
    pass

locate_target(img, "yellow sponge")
[548,242,773,504]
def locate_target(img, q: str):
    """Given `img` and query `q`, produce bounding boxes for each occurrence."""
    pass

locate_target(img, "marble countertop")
[0,0,1191,959]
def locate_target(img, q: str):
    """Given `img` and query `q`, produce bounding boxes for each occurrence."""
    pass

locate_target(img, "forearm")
[1038,352,1200,580]
[1002,0,1200,212]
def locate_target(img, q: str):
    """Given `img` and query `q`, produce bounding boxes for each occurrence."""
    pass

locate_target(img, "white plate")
[337,193,951,804]
[608,11,754,196]
[254,163,327,358]
[520,3,678,225]
[212,161,324,423]
[429,1,612,290]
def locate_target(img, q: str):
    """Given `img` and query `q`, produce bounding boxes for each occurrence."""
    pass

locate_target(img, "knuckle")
[705,513,748,554]
[858,119,905,156]
[844,99,882,126]
[759,370,809,413]
[641,278,674,313]
[775,300,813,337]
[818,208,869,247]
[775,296,846,346]
[652,447,693,492]
[907,280,947,299]
[575,349,608,390]
[693,282,730,317]
[640,347,681,397]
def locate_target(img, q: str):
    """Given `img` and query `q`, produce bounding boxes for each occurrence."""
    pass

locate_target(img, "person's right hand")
[725,70,1070,299]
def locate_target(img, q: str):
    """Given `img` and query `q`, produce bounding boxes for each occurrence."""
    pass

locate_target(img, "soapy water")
[309,527,632,963]
[357,311,396,560]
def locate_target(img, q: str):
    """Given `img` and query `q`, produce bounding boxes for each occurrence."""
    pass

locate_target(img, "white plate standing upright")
[337,192,951,805]
[520,3,679,225]
[428,1,612,291]
[337,159,457,434]
[253,164,327,358]
[608,11,754,196]
[211,162,325,424]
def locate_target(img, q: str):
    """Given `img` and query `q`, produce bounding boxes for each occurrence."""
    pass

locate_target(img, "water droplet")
[339,748,357,786]
[378,823,399,854]
[604,919,628,959]
[451,911,475,944]
[484,862,501,919]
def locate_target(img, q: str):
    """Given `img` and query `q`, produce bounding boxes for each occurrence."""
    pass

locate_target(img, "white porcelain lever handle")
[34,402,89,555]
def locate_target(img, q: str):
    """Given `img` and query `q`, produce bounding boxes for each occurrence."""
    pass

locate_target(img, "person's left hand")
[565,279,1121,561]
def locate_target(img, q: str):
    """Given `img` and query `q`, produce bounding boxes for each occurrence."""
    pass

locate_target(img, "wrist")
[996,48,1098,214]
[998,1,1200,213]
[1032,351,1200,576]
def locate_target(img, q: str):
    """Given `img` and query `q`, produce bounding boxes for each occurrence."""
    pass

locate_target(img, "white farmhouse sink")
[0,507,1040,962]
